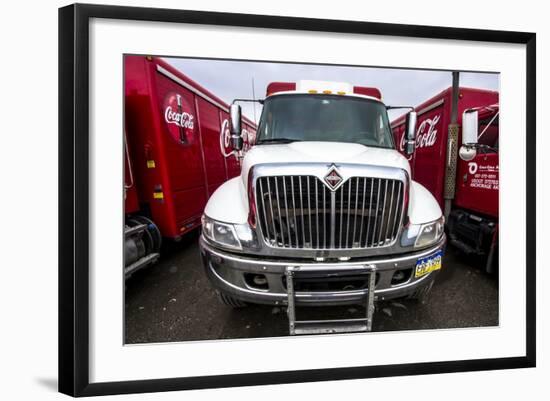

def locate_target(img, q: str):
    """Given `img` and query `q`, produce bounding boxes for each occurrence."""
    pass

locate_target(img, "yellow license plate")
[415,250,443,278]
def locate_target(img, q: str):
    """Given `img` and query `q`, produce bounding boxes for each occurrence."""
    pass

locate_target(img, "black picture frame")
[59,3,536,397]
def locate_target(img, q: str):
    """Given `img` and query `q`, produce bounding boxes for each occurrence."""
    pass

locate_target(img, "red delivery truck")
[124,56,256,278]
[392,87,499,273]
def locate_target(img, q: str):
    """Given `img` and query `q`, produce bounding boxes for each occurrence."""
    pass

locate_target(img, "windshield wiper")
[256,138,298,145]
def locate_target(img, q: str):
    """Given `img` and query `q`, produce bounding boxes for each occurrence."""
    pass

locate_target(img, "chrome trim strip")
[307,176,313,247]
[274,176,284,246]
[266,177,276,243]
[385,180,396,243]
[378,180,390,246]
[352,177,360,247]
[339,183,344,247]
[315,179,319,248]
[395,177,406,245]
[358,177,367,246]
[282,176,292,247]
[365,177,374,247]
[252,162,407,181]
[346,180,352,246]
[299,176,306,246]
[203,234,445,269]
[371,178,382,247]
[258,179,269,243]
[330,191,336,248]
[394,182,401,236]
[323,184,327,249]
[291,176,298,248]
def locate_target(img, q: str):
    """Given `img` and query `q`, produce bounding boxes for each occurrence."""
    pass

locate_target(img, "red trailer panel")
[123,56,256,277]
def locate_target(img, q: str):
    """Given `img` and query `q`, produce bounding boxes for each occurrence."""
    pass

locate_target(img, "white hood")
[206,141,441,225]
[241,141,411,185]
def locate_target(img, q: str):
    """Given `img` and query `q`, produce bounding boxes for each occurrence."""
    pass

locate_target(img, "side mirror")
[404,111,417,155]
[230,104,242,136]
[459,110,478,161]
[231,136,244,151]
[462,110,479,145]
[229,104,243,151]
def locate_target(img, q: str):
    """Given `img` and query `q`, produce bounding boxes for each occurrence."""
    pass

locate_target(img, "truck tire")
[217,292,248,308]
[408,281,434,305]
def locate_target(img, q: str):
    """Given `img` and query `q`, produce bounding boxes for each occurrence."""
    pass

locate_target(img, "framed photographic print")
[58,3,536,397]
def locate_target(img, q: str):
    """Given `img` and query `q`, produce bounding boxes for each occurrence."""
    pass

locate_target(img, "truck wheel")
[217,292,247,308]
[408,281,434,305]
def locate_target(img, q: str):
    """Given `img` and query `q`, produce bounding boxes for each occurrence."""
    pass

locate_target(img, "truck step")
[292,318,369,335]
[285,265,377,335]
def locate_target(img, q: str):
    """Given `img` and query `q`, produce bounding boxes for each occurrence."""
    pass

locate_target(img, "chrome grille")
[255,175,404,249]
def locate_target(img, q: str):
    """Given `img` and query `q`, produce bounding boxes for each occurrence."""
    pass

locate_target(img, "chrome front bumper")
[199,235,446,306]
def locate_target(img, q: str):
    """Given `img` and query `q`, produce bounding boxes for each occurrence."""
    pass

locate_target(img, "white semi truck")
[199,80,446,335]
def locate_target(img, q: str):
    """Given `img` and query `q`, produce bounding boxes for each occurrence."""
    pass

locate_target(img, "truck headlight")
[202,215,242,250]
[201,215,260,250]
[401,216,445,248]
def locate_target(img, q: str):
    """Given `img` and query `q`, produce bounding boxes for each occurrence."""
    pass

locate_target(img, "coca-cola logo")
[399,114,440,152]
[163,92,195,144]
[220,119,232,157]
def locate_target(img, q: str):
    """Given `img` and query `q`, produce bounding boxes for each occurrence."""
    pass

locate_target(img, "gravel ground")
[125,231,498,343]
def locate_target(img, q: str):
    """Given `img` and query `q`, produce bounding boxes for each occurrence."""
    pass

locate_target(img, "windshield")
[256,94,394,148]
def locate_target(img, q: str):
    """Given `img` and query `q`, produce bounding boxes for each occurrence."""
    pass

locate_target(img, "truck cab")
[391,88,499,273]
[452,104,499,271]
[199,80,446,334]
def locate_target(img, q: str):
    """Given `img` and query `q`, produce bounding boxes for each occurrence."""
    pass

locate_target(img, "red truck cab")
[392,87,499,272]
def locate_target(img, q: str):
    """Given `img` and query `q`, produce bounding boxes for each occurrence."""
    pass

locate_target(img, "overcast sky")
[164,57,499,122]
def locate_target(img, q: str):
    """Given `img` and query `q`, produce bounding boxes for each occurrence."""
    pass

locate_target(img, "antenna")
[251,77,257,125]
